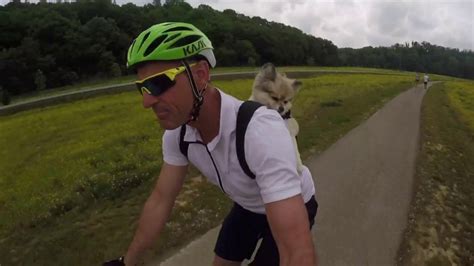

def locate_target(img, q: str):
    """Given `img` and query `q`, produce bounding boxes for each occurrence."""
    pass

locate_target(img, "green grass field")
[7,66,417,105]
[398,81,474,265]
[447,81,474,130]
[1,73,414,265]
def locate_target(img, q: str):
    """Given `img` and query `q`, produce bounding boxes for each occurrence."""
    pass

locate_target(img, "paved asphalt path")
[153,83,430,266]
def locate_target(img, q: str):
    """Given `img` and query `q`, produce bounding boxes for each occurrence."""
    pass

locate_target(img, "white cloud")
[185,0,473,51]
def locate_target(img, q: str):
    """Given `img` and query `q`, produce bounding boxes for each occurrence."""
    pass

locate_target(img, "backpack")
[179,100,262,179]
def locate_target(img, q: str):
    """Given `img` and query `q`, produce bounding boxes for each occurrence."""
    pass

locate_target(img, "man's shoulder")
[245,107,287,140]
[218,89,242,104]
[163,126,183,142]
[164,126,182,135]
[252,106,282,122]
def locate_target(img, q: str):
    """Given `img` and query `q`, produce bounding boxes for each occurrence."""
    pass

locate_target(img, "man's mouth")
[152,104,169,118]
[157,111,168,119]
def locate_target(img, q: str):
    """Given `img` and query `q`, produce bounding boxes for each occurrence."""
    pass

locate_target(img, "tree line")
[0,0,472,96]
[339,42,474,79]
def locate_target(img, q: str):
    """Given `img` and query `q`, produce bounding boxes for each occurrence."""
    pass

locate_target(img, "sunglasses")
[135,63,196,96]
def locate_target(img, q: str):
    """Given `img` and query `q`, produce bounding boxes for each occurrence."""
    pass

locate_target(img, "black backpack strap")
[236,101,263,179]
[179,125,189,158]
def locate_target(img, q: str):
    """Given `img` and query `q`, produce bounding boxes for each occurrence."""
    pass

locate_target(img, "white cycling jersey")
[163,89,315,214]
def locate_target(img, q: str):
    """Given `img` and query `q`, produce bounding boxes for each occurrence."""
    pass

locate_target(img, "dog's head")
[251,63,302,116]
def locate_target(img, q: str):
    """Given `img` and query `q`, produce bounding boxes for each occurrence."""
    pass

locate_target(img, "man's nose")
[142,93,159,108]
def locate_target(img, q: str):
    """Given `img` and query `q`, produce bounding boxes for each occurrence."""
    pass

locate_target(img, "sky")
[3,0,473,51]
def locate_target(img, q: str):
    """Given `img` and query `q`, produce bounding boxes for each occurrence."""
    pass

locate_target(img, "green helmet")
[127,22,216,68]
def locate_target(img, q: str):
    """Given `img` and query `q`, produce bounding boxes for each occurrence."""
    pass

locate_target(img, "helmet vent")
[163,26,192,33]
[164,33,180,43]
[169,35,201,49]
[144,35,167,57]
[137,32,151,52]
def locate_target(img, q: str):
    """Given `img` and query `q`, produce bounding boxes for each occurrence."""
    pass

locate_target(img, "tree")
[214,47,237,66]
[247,57,256,66]
[109,62,122,77]
[233,39,259,66]
[0,86,11,106]
[1,1,471,97]
[164,0,184,5]
[34,69,47,90]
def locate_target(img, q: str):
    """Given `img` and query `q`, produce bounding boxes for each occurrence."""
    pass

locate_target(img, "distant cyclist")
[415,72,420,83]
[423,73,430,89]
[103,22,318,266]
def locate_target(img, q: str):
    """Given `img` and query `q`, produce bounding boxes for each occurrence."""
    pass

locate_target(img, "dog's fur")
[249,63,304,174]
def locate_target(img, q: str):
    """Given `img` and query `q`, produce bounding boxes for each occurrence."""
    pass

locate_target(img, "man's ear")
[194,60,211,85]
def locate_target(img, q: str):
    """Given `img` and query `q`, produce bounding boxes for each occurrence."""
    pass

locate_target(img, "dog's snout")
[278,106,284,113]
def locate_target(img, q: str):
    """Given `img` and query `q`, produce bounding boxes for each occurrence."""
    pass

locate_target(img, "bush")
[1,87,11,105]
[247,57,256,66]
[109,62,122,77]
[35,69,47,90]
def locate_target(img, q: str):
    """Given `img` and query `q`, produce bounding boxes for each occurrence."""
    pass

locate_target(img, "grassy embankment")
[398,80,474,265]
[6,66,417,105]
[0,73,414,265]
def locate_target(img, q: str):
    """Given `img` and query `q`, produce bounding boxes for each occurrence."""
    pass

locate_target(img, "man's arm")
[265,194,317,266]
[124,162,188,265]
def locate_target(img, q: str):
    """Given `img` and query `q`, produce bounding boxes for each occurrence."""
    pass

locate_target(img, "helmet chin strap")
[182,60,206,124]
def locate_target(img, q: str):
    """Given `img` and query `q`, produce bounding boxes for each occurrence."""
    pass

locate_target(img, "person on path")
[104,22,318,266]
[423,73,430,89]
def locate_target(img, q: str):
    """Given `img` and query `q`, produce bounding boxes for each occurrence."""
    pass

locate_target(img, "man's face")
[136,61,194,130]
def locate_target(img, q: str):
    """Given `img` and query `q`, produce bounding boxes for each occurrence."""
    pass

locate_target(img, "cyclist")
[104,22,318,266]
[423,73,430,89]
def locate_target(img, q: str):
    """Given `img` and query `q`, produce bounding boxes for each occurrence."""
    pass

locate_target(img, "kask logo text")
[183,40,205,56]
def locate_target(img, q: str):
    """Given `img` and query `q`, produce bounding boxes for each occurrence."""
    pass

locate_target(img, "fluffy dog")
[249,63,304,174]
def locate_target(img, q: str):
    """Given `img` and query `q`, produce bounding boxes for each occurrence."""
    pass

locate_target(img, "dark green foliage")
[0,1,338,95]
[339,42,474,80]
[0,2,471,97]
[1,87,11,105]
[35,69,47,90]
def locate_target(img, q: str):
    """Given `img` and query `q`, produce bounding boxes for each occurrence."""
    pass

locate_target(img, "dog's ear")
[261,63,276,81]
[293,80,302,91]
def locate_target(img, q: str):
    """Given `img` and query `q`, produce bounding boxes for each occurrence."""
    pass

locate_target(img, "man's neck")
[188,87,221,144]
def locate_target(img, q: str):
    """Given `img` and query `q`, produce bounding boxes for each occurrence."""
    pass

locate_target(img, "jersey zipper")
[188,141,226,194]
[204,145,226,194]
